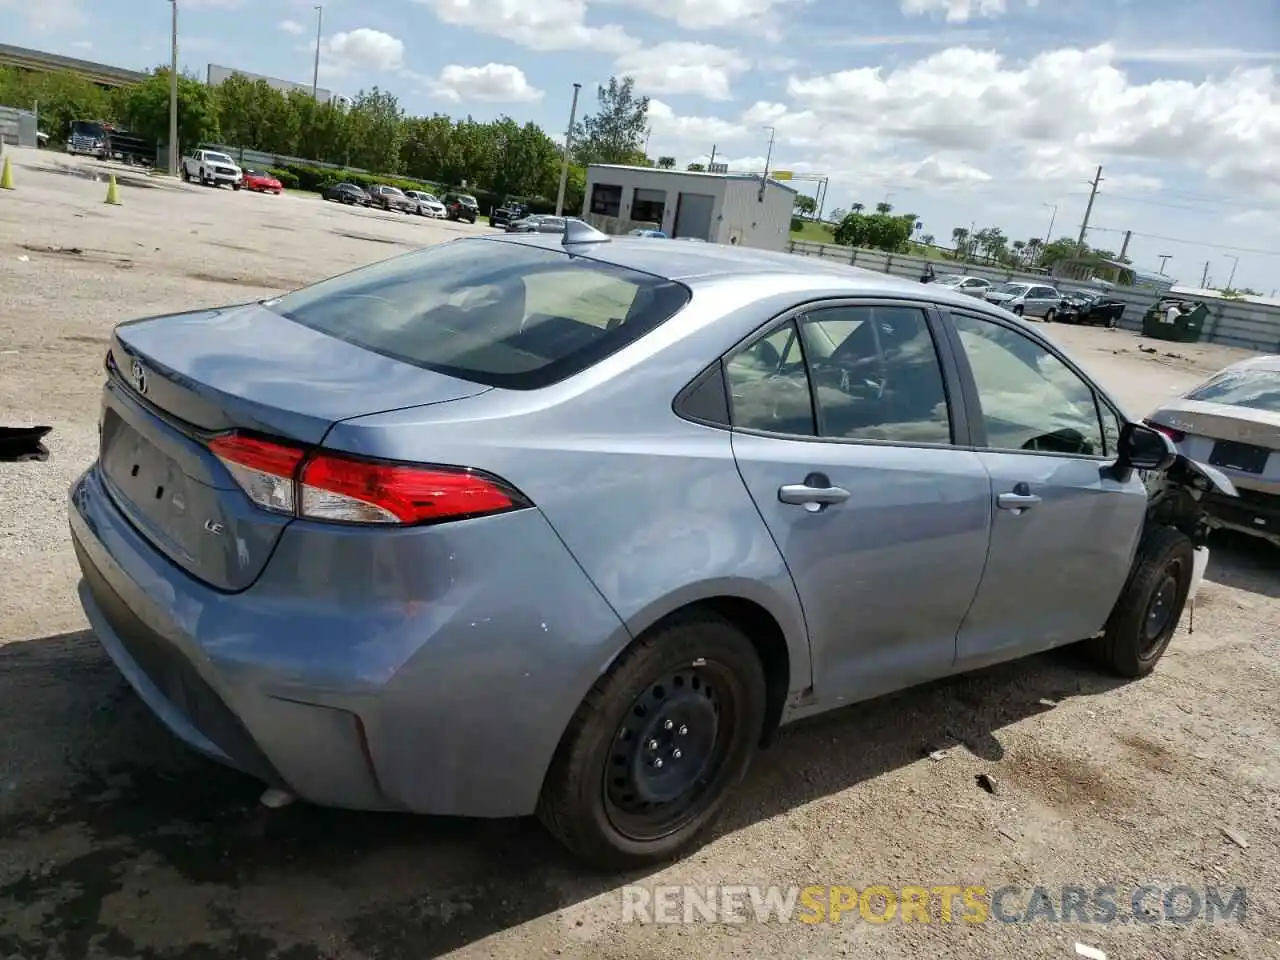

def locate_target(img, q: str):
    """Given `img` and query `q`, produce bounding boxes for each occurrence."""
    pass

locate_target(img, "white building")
[206,64,340,105]
[583,164,798,252]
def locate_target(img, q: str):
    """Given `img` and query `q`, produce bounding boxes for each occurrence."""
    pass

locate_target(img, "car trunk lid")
[101,302,490,591]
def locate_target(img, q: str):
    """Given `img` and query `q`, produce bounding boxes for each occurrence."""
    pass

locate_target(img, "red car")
[242,168,283,194]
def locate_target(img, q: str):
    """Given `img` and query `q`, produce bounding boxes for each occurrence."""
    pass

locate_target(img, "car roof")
[472,233,1023,312]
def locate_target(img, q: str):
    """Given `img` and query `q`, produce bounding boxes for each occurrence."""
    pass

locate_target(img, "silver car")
[934,275,992,298]
[404,190,446,218]
[1147,354,1278,545]
[985,281,1063,320]
[70,223,1218,870]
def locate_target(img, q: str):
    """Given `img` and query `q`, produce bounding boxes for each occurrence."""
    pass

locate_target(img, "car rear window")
[1185,368,1280,413]
[266,239,691,390]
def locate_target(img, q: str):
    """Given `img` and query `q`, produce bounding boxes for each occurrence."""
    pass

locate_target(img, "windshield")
[423,194,439,203]
[459,195,477,205]
[1185,368,1280,414]
[993,283,1030,296]
[935,276,965,287]
[205,152,234,165]
[384,187,404,196]
[266,239,691,390]
[70,120,106,137]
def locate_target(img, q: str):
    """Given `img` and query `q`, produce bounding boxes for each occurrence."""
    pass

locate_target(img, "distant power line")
[1088,226,1280,257]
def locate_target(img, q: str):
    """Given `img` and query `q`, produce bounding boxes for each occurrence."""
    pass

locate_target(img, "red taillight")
[208,432,528,526]
[1143,419,1185,443]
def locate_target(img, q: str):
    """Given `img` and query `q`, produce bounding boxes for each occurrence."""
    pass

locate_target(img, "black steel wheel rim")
[1141,559,1183,654]
[603,661,743,842]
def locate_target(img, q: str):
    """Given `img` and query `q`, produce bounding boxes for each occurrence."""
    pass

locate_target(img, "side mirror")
[1118,422,1177,472]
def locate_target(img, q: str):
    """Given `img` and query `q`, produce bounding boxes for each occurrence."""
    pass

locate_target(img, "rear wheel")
[1087,526,1194,678]
[537,612,767,870]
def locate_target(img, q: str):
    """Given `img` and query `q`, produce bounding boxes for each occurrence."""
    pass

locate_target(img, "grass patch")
[789,220,836,243]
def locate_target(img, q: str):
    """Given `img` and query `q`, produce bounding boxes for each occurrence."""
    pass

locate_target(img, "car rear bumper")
[69,462,630,817]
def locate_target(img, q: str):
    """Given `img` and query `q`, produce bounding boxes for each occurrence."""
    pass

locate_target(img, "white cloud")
[783,44,1280,191]
[415,0,632,53]
[323,28,405,71]
[69,40,92,50]
[426,63,544,103]
[0,0,84,31]
[182,0,246,7]
[1112,48,1280,66]
[647,99,753,146]
[622,0,792,30]
[617,42,750,100]
[900,0,1040,22]
[278,19,306,35]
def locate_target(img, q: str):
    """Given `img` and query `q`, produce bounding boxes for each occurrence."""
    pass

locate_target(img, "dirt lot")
[1,150,1277,960]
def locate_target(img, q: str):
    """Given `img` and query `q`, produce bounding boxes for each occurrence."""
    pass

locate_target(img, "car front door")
[943,309,1148,668]
[1025,286,1057,318]
[727,301,993,705]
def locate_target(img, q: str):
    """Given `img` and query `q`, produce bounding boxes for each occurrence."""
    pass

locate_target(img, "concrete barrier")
[786,239,1280,353]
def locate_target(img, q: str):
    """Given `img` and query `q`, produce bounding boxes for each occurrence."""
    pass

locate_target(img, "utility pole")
[312,5,323,99]
[168,0,179,176]
[1076,165,1103,253]
[1157,254,1171,275]
[1200,261,1211,288]
[708,144,717,169]
[758,125,775,200]
[1119,229,1132,260]
[1224,254,1239,291]
[816,176,828,221]
[1042,202,1057,245]
[554,82,581,217]
[643,127,651,160]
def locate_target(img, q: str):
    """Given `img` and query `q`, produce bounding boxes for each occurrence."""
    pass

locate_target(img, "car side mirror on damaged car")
[1117,421,1178,474]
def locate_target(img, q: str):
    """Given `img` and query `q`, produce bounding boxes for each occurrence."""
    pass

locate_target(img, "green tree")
[344,87,405,173]
[573,76,649,165]
[875,201,893,214]
[833,210,916,251]
[793,194,817,217]
[0,66,115,144]
[686,161,706,171]
[657,156,675,169]
[119,67,219,157]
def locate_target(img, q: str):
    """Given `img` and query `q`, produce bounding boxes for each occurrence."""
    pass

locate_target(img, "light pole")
[168,0,179,176]
[1041,202,1058,244]
[312,5,323,100]
[554,82,581,217]
[1224,254,1239,291]
[1157,254,1171,275]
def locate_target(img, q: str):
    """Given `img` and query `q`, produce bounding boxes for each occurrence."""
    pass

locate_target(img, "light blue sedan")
[71,220,1225,870]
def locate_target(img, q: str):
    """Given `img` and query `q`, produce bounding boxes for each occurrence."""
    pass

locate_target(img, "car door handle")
[779,483,851,507]
[997,487,1042,510]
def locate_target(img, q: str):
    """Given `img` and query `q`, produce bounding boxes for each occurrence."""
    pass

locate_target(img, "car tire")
[1044,308,1056,322]
[233,183,241,192]
[537,611,767,871]
[181,167,190,183]
[1012,305,1024,316]
[1087,526,1194,678]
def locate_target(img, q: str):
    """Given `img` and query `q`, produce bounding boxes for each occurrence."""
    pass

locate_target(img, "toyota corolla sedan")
[1146,354,1279,546]
[71,221,1217,870]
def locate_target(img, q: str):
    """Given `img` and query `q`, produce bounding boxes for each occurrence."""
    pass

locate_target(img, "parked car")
[491,200,530,229]
[1146,354,1277,546]
[628,228,669,238]
[404,191,446,218]
[984,281,1063,320]
[368,185,416,213]
[72,225,1230,872]
[933,275,992,298]
[241,169,284,195]
[1057,292,1127,328]
[323,182,371,206]
[444,192,479,223]
[508,215,567,234]
[181,149,242,190]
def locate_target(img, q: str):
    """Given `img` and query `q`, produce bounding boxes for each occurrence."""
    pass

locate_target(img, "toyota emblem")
[129,358,147,395]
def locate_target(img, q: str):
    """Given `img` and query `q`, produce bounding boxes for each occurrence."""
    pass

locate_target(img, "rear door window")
[268,239,691,390]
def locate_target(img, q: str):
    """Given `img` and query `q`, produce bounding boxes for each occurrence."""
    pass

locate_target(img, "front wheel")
[232,183,241,191]
[537,612,767,870]
[1012,305,1025,316]
[1087,526,1194,678]
[1044,308,1056,322]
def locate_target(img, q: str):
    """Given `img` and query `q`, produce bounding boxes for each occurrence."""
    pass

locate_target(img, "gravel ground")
[1,149,1277,960]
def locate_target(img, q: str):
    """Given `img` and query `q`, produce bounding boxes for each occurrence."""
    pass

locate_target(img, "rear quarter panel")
[323,277,847,710]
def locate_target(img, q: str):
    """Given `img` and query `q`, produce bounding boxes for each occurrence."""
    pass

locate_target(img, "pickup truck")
[490,200,529,229]
[181,149,243,190]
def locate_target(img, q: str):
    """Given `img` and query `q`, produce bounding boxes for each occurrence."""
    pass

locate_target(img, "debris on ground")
[1220,827,1249,849]
[996,825,1018,842]
[975,773,999,794]
[1038,698,1058,708]
[0,425,51,462]
[927,749,948,762]
[1139,344,1159,354]
[1075,943,1107,960]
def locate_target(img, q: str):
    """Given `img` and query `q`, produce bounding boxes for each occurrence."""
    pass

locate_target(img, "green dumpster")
[1141,298,1208,343]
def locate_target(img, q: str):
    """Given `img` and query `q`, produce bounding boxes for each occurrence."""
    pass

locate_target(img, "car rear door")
[727,300,993,705]
[940,308,1147,668]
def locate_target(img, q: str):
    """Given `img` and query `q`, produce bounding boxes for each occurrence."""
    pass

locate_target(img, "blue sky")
[5,0,1279,291]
